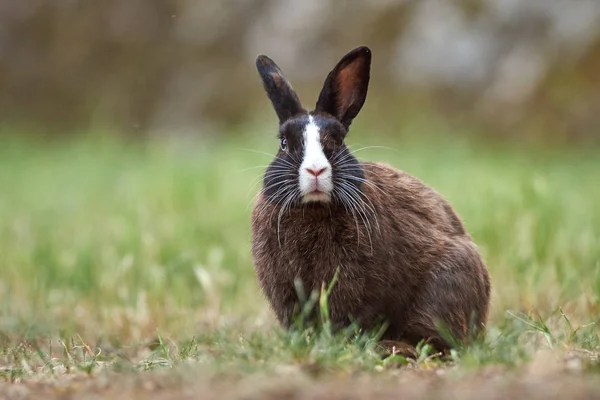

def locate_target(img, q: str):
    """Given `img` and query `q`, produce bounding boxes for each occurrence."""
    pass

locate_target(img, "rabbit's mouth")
[302,189,331,203]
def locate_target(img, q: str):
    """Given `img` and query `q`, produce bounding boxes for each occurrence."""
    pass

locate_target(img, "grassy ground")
[1,118,599,398]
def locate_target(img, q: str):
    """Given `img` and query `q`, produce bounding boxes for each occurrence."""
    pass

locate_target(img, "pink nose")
[305,167,327,177]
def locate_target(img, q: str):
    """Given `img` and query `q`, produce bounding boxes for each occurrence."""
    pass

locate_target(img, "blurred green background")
[0,0,599,348]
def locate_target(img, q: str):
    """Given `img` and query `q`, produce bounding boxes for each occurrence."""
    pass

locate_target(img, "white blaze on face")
[299,115,333,203]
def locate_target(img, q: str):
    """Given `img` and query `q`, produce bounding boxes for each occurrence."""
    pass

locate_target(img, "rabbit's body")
[252,161,489,349]
[251,46,490,353]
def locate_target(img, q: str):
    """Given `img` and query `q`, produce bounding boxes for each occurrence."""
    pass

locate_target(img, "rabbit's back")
[362,162,468,238]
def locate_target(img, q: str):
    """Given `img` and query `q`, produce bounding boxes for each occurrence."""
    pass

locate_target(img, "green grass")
[0,120,599,396]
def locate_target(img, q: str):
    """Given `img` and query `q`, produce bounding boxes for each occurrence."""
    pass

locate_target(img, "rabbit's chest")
[251,201,380,291]
[277,217,370,280]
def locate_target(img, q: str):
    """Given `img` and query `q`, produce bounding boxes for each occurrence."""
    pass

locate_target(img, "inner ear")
[315,47,371,129]
[335,57,369,118]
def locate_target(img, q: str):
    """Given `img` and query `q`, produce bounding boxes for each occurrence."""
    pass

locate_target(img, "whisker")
[277,190,299,247]
[257,184,296,223]
[336,173,381,229]
[336,173,387,197]
[357,162,394,171]
[336,184,373,253]
[238,148,277,158]
[332,145,401,167]
[333,187,361,246]
[235,165,272,173]
[349,145,401,155]
[248,179,297,212]
[337,180,381,233]
[286,152,302,165]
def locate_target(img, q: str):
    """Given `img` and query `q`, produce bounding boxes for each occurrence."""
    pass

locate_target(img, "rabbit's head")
[256,47,371,205]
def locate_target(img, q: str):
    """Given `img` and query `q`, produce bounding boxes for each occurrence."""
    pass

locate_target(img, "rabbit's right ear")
[315,46,371,130]
[256,55,305,124]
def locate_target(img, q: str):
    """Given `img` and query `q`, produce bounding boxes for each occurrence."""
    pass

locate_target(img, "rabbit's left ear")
[256,55,305,124]
[315,46,371,129]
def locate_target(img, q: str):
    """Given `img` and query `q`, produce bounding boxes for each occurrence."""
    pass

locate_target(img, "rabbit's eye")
[280,138,288,152]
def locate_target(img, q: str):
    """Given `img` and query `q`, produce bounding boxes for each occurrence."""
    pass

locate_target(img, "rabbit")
[251,46,491,355]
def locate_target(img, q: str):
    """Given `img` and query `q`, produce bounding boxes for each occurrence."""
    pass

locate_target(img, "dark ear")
[256,55,305,124]
[315,46,371,129]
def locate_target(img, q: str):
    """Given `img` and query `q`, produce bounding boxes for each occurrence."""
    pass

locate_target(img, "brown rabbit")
[251,46,490,355]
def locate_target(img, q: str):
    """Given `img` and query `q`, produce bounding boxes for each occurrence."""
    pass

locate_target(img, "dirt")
[2,355,600,400]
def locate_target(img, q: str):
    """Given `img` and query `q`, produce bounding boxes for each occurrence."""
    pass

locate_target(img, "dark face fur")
[256,47,371,209]
[263,113,365,208]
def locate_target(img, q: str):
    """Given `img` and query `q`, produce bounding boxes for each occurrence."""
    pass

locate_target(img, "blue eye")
[280,138,287,151]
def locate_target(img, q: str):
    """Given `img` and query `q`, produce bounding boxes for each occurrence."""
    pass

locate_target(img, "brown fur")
[335,63,363,112]
[253,46,490,354]
[251,162,491,352]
